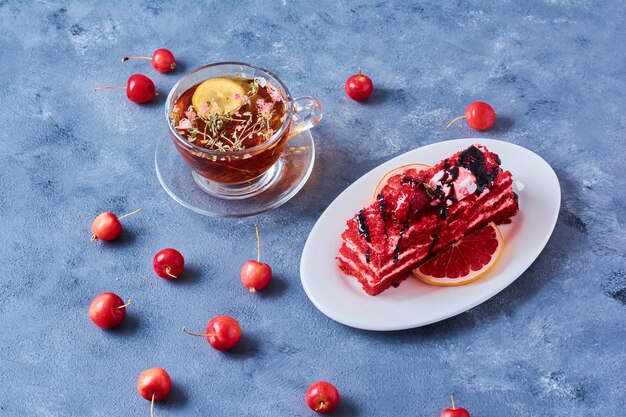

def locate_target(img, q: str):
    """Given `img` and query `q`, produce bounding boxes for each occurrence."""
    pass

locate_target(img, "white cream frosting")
[429,166,478,202]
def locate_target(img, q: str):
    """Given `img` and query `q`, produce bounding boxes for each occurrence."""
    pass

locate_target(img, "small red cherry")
[90,208,141,241]
[241,224,272,292]
[153,248,184,279]
[88,292,131,329]
[121,48,176,73]
[94,74,156,104]
[345,68,374,101]
[446,101,496,131]
[182,315,241,351]
[306,381,340,414]
[440,396,471,417]
[126,74,157,103]
[137,367,171,417]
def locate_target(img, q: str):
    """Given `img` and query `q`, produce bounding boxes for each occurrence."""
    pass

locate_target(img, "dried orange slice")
[412,222,503,286]
[373,163,430,201]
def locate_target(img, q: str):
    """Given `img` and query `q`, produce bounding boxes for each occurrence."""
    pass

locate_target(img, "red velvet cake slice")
[337,144,519,295]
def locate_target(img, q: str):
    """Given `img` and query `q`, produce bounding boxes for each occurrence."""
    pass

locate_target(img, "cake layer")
[337,144,519,295]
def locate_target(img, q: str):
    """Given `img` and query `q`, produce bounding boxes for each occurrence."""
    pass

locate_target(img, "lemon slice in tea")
[191,78,245,114]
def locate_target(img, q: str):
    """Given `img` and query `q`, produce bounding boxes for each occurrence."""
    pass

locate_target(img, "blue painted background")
[0,1,625,416]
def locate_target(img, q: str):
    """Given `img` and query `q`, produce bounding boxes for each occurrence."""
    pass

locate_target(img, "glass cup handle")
[288,96,323,140]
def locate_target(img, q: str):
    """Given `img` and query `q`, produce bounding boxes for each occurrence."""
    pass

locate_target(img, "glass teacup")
[165,62,322,199]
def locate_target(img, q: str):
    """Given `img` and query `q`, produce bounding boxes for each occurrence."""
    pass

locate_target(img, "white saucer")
[155,131,315,217]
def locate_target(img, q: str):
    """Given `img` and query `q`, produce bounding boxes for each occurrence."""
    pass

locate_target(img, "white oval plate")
[300,139,560,331]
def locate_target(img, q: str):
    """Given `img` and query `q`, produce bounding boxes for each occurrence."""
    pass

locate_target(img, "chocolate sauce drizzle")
[433,182,448,220]
[356,210,371,243]
[401,175,423,186]
[457,145,498,194]
[434,185,444,199]
[438,204,448,220]
[427,230,440,255]
[448,165,459,181]
[376,193,388,237]
[377,193,387,212]
[393,223,409,264]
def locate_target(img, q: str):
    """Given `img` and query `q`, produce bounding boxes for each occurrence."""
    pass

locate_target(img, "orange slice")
[373,163,430,201]
[191,78,245,115]
[412,222,503,286]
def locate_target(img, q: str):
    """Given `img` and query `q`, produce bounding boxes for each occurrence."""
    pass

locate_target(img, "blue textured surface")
[1,1,625,416]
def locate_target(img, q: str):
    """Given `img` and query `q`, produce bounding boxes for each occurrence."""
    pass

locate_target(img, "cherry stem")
[115,299,132,309]
[117,208,142,221]
[164,266,177,279]
[315,399,326,412]
[182,327,216,337]
[451,395,456,410]
[94,86,126,91]
[357,67,362,75]
[90,235,98,242]
[254,224,261,263]
[445,115,466,130]
[121,55,151,62]
[150,392,155,417]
